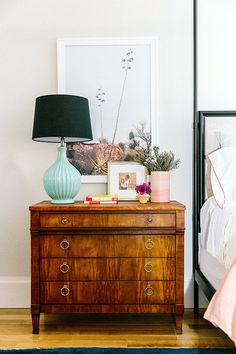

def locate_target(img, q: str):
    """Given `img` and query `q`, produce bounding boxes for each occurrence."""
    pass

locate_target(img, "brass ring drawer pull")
[59,262,70,273]
[60,285,70,297]
[61,217,69,224]
[144,262,153,273]
[145,239,154,250]
[60,239,70,250]
[145,284,154,296]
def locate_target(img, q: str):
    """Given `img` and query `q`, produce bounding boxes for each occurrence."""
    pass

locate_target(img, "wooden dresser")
[30,201,185,334]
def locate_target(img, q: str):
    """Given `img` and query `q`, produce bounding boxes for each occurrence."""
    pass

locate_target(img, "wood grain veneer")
[40,281,175,304]
[40,257,176,281]
[40,235,175,258]
[40,212,175,228]
[30,200,185,334]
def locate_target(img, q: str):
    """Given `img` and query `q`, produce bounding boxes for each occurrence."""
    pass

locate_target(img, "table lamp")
[32,94,93,204]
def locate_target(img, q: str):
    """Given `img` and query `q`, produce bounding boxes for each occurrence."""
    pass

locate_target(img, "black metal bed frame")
[193,110,236,312]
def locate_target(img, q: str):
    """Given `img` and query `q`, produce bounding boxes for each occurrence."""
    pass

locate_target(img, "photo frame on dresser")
[57,37,158,183]
[107,161,147,200]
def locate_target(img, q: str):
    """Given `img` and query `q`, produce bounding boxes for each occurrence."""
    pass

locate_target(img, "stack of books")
[84,194,118,204]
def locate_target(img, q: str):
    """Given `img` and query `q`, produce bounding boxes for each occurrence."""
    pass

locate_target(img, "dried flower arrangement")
[136,146,180,174]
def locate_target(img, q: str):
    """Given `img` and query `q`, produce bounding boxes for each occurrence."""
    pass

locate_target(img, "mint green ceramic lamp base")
[43,146,81,204]
[51,198,75,204]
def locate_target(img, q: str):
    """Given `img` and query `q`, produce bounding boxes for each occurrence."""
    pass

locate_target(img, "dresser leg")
[175,314,183,334]
[32,314,40,334]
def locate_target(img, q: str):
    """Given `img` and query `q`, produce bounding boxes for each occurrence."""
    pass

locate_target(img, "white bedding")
[200,196,236,270]
[200,248,226,289]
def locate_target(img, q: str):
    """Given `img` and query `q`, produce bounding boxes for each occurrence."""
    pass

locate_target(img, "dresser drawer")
[40,235,175,258]
[40,258,175,281]
[40,281,175,304]
[40,212,175,228]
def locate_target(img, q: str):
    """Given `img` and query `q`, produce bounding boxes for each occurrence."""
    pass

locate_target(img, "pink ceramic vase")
[150,171,170,202]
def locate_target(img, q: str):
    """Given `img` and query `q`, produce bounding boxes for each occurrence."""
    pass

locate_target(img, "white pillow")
[216,131,236,147]
[208,147,236,208]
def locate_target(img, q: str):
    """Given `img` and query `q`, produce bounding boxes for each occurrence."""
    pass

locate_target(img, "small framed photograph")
[107,161,147,200]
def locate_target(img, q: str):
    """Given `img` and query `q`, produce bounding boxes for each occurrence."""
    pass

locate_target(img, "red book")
[84,200,118,204]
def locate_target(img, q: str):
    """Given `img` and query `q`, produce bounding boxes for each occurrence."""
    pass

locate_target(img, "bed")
[193,110,236,343]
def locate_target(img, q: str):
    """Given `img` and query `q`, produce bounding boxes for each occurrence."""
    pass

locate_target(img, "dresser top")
[29,200,185,211]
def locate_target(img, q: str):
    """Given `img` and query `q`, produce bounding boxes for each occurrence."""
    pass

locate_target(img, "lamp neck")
[60,137,65,147]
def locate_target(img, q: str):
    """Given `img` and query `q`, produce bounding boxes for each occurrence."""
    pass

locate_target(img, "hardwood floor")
[0,309,234,349]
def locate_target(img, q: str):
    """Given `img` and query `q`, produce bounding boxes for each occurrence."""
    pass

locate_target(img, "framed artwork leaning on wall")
[57,37,158,183]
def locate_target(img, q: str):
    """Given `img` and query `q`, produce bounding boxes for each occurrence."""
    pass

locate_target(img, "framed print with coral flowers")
[57,37,157,183]
[107,161,147,200]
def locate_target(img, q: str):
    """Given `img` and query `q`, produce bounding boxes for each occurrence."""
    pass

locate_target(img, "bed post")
[193,0,199,313]
[193,111,200,313]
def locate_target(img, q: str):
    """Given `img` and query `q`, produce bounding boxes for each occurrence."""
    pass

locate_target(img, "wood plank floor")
[0,309,234,349]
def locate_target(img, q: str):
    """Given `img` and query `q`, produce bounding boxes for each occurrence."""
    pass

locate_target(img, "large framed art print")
[57,37,157,183]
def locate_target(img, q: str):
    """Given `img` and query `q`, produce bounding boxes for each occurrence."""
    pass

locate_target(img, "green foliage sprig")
[137,146,180,174]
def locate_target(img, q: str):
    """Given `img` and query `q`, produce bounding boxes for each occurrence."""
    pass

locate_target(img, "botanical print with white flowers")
[64,42,153,175]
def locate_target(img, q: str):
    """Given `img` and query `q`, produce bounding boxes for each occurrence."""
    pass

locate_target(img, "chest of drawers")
[30,201,185,334]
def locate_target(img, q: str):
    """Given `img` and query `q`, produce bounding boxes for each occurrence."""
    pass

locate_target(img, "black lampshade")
[32,94,93,143]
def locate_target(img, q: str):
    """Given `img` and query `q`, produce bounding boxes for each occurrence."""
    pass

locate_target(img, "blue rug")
[0,348,235,353]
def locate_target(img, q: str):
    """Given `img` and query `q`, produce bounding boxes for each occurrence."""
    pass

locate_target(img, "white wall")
[0,0,193,307]
[197,0,236,305]
[198,0,236,110]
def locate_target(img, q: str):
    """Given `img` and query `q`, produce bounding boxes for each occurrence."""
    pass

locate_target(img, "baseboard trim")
[184,277,193,308]
[0,276,30,308]
[184,276,208,308]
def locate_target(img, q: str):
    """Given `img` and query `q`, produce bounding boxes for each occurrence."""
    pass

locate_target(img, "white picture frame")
[57,37,158,183]
[107,161,147,200]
